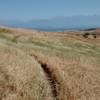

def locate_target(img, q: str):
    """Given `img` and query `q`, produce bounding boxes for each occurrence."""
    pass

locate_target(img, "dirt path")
[31,54,59,100]
[38,61,58,99]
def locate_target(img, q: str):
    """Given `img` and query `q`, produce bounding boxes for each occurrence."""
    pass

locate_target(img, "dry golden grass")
[30,52,100,100]
[0,43,53,100]
[0,28,100,100]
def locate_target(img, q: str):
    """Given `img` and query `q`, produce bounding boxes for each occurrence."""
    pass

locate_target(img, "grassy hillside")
[0,28,100,100]
[0,30,53,100]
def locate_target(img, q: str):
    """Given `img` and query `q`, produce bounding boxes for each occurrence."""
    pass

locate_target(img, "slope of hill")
[0,29,53,100]
[0,28,100,100]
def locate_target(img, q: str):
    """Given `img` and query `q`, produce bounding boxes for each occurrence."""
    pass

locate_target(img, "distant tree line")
[83,32,97,38]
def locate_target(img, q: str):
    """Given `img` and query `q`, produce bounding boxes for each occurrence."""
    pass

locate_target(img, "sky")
[0,0,100,21]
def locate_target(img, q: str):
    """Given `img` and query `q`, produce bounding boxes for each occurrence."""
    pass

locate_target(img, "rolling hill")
[0,28,100,100]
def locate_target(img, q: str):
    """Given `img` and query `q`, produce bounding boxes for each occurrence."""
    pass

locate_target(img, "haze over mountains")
[0,15,100,31]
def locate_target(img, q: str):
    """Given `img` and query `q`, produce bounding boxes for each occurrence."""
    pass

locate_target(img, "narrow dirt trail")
[30,54,59,100]
[40,62,58,98]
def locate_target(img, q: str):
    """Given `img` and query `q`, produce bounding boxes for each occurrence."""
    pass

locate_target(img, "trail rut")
[31,54,59,100]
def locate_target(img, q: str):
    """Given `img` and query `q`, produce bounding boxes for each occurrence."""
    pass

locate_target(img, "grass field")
[0,28,100,100]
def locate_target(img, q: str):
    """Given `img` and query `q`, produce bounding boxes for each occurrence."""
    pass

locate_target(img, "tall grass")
[0,28,100,100]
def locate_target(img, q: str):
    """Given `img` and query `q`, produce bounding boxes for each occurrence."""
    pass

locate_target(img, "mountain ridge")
[0,15,100,31]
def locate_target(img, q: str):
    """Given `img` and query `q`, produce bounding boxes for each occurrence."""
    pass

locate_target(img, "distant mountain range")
[0,15,100,31]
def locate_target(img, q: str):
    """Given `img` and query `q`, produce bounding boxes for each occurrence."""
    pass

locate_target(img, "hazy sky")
[0,0,100,20]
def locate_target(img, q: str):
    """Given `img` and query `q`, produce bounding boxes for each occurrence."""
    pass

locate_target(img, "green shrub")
[0,28,11,33]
